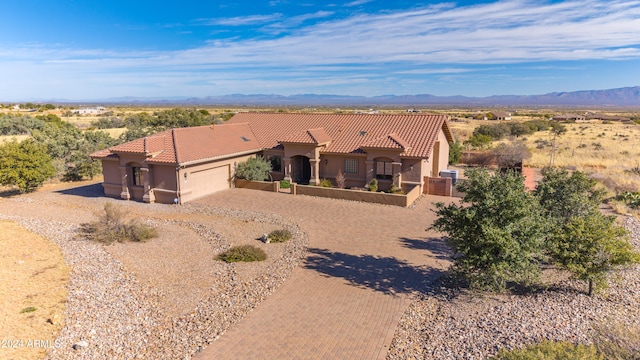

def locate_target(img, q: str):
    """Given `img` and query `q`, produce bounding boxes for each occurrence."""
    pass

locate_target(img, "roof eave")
[170,148,263,167]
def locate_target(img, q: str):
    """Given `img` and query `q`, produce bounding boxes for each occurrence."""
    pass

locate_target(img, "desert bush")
[235,156,272,181]
[387,184,404,194]
[593,322,640,359]
[268,229,292,243]
[617,191,640,209]
[318,178,333,187]
[492,141,532,168]
[80,203,158,244]
[493,341,601,359]
[217,245,267,262]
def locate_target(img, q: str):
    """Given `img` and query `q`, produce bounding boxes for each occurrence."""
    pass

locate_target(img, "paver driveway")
[193,189,452,360]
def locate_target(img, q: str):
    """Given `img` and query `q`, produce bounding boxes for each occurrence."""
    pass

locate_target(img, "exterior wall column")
[392,162,403,188]
[309,158,319,185]
[365,160,374,185]
[141,167,155,203]
[283,157,292,181]
[119,165,130,200]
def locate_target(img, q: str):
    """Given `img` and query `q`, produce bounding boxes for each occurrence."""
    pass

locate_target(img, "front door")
[292,156,311,184]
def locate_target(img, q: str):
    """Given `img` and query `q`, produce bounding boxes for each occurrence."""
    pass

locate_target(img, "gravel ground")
[0,185,308,360]
[387,215,640,359]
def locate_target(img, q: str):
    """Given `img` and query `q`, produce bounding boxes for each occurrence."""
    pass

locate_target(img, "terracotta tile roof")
[92,113,453,165]
[278,127,331,144]
[91,123,262,165]
[226,113,452,158]
[362,133,410,150]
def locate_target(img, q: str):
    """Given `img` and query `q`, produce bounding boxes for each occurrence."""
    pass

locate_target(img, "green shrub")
[318,178,333,187]
[464,134,493,149]
[449,141,464,165]
[268,229,292,243]
[80,203,158,244]
[235,156,272,181]
[20,306,37,314]
[368,178,378,192]
[387,184,404,194]
[217,245,267,262]
[279,179,291,189]
[493,341,601,359]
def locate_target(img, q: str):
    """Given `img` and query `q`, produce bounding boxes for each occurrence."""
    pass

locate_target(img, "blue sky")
[1,0,639,101]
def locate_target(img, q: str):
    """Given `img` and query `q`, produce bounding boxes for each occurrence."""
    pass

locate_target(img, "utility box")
[439,170,459,185]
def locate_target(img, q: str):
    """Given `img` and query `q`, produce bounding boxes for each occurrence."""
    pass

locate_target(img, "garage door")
[188,165,230,199]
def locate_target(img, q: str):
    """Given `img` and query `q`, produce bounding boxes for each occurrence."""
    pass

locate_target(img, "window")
[132,166,144,186]
[375,161,393,180]
[344,159,358,174]
[268,155,282,172]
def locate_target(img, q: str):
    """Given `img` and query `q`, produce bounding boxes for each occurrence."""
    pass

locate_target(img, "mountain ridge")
[15,86,640,107]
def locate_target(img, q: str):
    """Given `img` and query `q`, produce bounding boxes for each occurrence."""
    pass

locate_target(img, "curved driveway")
[193,189,452,360]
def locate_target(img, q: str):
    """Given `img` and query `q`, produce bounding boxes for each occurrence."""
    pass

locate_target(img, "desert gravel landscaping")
[0,181,308,359]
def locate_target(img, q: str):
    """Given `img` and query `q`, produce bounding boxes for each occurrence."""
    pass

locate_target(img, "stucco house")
[91,113,453,204]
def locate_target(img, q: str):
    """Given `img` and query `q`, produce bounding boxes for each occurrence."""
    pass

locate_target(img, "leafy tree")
[431,168,547,291]
[464,134,493,149]
[448,141,464,165]
[536,168,639,295]
[64,131,117,181]
[550,212,638,295]
[535,168,603,223]
[235,156,272,181]
[0,140,56,193]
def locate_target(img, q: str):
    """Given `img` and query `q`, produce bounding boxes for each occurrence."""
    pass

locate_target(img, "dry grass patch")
[0,220,69,360]
[448,120,640,197]
[0,134,30,144]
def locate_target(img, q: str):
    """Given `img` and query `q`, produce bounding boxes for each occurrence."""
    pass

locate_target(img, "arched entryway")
[291,155,311,184]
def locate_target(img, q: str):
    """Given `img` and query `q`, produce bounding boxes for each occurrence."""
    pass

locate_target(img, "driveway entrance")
[193,189,451,359]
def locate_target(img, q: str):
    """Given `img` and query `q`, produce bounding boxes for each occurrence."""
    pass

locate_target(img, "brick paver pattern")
[193,189,452,360]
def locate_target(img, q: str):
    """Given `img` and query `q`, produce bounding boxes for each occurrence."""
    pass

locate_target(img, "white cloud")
[197,14,282,26]
[2,0,640,98]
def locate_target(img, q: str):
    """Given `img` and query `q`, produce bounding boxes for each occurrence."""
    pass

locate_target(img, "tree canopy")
[0,139,56,193]
[431,168,547,291]
[431,167,639,295]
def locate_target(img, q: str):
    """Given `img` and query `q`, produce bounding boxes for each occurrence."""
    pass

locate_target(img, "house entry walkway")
[193,189,452,360]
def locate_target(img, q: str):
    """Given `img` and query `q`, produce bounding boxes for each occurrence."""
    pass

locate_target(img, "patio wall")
[295,184,420,207]
[235,179,280,192]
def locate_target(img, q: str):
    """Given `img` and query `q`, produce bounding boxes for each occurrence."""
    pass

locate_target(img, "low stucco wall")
[235,179,279,192]
[295,184,419,207]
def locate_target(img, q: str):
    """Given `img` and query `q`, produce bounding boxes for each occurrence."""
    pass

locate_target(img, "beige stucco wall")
[318,154,367,188]
[101,159,122,198]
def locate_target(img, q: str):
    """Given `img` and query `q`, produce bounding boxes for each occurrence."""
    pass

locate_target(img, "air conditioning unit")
[439,170,459,185]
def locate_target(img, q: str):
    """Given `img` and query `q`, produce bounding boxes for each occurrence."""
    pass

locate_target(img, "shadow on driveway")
[304,247,445,295]
[399,237,451,261]
[56,183,106,198]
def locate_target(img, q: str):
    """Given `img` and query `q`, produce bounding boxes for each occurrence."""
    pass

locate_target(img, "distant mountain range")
[37,86,640,107]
